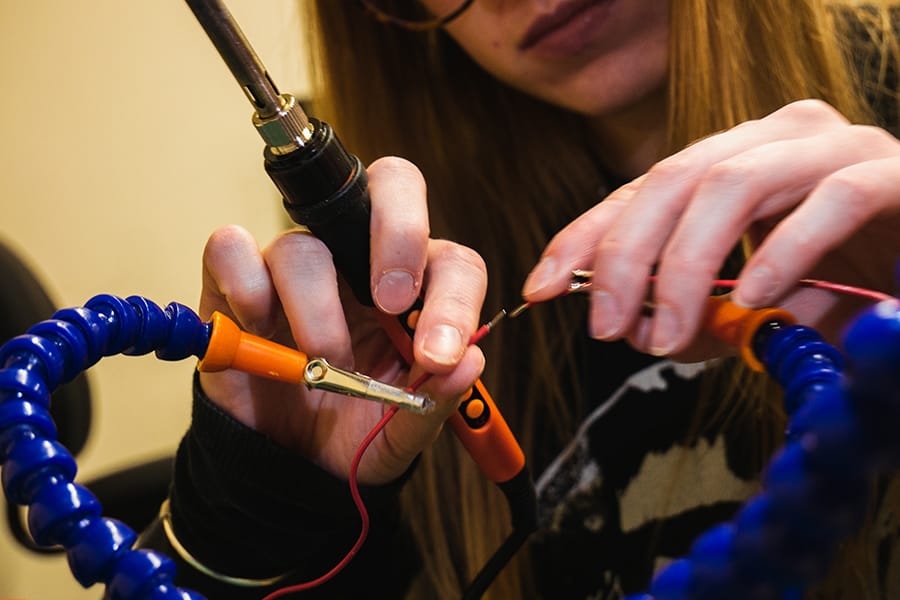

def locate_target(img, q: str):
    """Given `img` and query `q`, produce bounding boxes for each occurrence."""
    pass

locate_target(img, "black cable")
[461,467,538,599]
[462,527,533,600]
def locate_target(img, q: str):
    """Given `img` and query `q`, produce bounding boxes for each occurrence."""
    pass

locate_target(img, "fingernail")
[374,270,417,314]
[648,303,681,356]
[735,264,778,307]
[589,289,622,339]
[421,324,464,365]
[522,256,558,297]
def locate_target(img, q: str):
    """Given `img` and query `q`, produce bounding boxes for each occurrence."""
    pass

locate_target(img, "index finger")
[368,156,430,315]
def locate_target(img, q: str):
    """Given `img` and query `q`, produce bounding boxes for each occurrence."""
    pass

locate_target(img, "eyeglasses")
[356,0,475,31]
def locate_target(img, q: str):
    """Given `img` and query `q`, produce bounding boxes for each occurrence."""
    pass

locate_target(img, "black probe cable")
[462,468,538,599]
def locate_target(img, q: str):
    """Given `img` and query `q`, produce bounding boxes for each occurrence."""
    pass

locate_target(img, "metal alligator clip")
[304,358,435,414]
[568,269,594,292]
[507,270,596,318]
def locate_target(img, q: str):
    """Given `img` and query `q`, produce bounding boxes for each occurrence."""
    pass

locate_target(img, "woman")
[143,1,900,598]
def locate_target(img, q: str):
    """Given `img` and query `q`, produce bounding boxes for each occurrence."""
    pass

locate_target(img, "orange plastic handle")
[702,296,796,372]
[445,380,525,483]
[376,310,526,483]
[199,311,309,383]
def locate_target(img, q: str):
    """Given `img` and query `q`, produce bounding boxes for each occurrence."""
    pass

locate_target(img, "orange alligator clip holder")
[199,311,433,413]
[702,296,796,372]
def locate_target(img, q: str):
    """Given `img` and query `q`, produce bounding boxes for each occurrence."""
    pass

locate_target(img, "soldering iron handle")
[264,119,375,306]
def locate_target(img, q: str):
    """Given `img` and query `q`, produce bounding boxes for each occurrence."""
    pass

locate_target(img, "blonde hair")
[304,1,899,597]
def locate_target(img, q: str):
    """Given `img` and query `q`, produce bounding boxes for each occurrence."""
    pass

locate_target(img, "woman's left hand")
[522,99,900,360]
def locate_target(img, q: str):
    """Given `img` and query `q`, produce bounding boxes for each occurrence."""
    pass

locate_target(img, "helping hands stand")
[1,288,899,598]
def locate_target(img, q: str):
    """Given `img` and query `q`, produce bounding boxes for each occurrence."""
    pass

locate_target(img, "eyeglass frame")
[355,0,475,31]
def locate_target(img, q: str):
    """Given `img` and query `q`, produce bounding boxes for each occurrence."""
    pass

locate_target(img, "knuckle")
[432,239,487,277]
[271,227,326,256]
[204,225,251,257]
[440,288,482,315]
[849,124,898,152]
[596,237,633,262]
[264,231,333,283]
[661,247,721,283]
[786,226,818,256]
[645,155,693,186]
[777,99,846,126]
[729,117,761,133]
[818,172,879,218]
[386,217,429,249]
[368,154,414,173]
[700,158,755,192]
[368,155,427,187]
[595,238,658,282]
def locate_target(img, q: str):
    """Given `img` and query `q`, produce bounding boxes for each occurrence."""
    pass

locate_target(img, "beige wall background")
[0,1,309,597]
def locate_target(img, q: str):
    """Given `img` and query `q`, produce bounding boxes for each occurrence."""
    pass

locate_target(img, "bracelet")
[158,498,290,588]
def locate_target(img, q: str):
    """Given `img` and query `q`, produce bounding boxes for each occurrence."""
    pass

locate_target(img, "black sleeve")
[138,373,419,599]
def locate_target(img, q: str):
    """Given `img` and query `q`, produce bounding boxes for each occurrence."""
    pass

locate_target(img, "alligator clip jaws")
[303,357,434,414]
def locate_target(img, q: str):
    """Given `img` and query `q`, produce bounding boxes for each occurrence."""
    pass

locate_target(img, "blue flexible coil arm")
[0,295,208,599]
[633,303,900,600]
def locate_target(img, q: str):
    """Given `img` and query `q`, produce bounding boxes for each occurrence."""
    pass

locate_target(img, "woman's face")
[431,0,670,117]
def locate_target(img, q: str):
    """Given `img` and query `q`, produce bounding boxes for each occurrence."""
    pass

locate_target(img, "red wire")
[728,277,896,303]
[261,406,400,599]
[262,320,497,597]
[646,276,895,303]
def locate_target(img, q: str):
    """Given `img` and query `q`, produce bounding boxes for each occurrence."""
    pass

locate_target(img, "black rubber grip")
[264,119,374,306]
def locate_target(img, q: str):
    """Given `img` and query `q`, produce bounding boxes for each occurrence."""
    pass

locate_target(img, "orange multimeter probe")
[377,309,526,484]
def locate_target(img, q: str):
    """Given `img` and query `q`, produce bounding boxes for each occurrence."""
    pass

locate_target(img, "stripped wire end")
[470,309,508,344]
[487,308,508,329]
[508,302,532,319]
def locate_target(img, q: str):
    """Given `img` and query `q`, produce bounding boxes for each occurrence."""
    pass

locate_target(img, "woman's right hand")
[197,157,488,486]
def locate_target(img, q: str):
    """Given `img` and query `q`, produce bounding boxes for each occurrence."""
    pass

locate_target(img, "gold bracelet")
[158,498,289,588]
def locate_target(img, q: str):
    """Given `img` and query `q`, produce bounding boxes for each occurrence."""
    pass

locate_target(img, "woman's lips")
[519,0,614,55]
